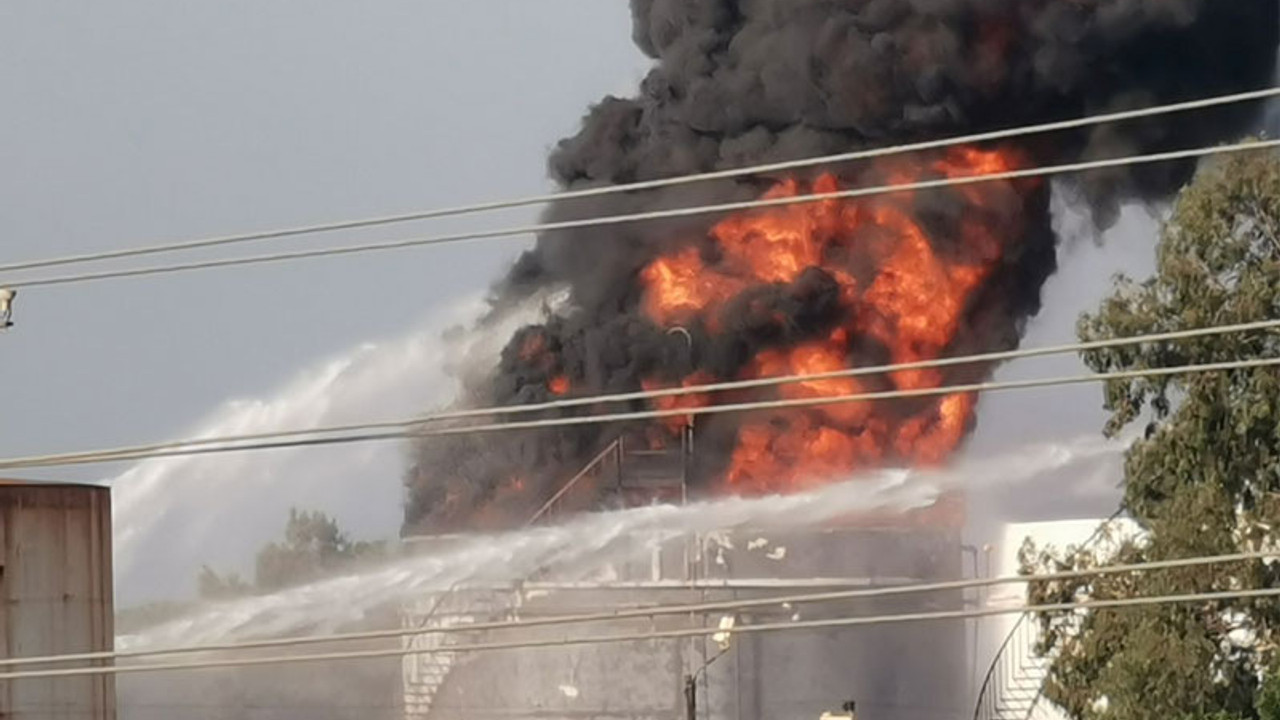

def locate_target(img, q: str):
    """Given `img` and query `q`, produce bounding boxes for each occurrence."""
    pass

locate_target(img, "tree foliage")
[196,565,251,600]
[1023,147,1280,720]
[254,508,383,591]
[198,508,383,598]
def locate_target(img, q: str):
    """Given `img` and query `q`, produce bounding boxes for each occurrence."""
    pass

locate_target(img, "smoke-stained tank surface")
[0,480,115,720]
[401,515,966,720]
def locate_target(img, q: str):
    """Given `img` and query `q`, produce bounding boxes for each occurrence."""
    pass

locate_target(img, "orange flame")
[638,146,1025,493]
[643,372,715,432]
[549,376,570,396]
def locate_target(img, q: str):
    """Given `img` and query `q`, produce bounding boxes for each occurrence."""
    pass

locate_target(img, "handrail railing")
[971,605,1032,720]
[401,583,465,720]
[525,440,622,527]
[972,511,1121,720]
[402,583,521,720]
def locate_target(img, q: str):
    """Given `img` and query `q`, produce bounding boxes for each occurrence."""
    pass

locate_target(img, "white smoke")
[111,291,561,606]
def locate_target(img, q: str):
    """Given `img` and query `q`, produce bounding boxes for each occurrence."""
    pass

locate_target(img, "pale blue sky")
[0,1,648,467]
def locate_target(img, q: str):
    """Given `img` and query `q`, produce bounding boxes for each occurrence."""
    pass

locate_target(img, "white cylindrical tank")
[974,518,1142,720]
[0,481,115,720]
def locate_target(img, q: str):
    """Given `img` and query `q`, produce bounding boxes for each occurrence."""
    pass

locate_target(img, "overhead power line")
[2,86,1276,277]
[2,317,1276,470]
[3,585,1277,681]
[1,354,1277,471]
[3,550,1267,670]
[7,137,1280,290]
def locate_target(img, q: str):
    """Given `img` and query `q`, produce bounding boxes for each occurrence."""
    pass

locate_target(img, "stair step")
[624,460,683,472]
[620,476,685,488]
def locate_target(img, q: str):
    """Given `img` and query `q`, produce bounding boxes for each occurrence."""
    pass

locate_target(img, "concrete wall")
[0,482,115,720]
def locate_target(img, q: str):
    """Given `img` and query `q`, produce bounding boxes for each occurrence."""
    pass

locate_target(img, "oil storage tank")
[699,500,968,720]
[399,493,967,720]
[0,481,115,720]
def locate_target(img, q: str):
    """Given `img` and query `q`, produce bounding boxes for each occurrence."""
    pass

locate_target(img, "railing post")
[617,436,625,491]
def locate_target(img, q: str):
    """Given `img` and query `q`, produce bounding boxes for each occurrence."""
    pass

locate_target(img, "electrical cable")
[20,318,1275,464]
[1,354,1275,470]
[7,138,1280,290]
[1,319,1276,471]
[36,319,1280,466]
[3,87,1276,276]
[1,550,1267,669]
[2,585,1276,681]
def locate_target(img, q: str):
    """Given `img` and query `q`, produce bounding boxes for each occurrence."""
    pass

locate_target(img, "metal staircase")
[971,613,1057,720]
[403,428,693,719]
[526,426,692,526]
[401,588,513,720]
[400,599,457,720]
[972,518,1117,720]
[612,429,691,506]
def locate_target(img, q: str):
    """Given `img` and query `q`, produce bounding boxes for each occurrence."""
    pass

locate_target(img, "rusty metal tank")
[0,481,115,720]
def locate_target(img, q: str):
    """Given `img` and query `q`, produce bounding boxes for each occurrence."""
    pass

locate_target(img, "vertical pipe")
[617,436,626,491]
[961,544,981,698]
[682,423,692,581]
[685,674,697,720]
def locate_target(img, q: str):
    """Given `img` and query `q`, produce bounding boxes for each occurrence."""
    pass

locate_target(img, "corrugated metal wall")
[0,482,115,720]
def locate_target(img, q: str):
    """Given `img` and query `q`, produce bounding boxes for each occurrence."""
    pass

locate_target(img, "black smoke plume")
[404,0,1279,535]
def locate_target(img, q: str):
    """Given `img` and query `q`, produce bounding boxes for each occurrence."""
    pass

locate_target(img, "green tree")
[254,508,383,591]
[196,565,251,600]
[197,508,384,599]
[1260,674,1280,720]
[1024,146,1280,720]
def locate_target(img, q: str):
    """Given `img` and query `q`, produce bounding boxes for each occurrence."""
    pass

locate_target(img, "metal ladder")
[401,587,514,720]
[972,517,1118,720]
[404,427,695,719]
[526,425,693,526]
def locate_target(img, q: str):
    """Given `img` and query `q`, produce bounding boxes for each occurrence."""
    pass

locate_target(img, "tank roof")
[0,478,110,490]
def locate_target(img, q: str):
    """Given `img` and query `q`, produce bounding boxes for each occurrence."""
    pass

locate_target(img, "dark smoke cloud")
[404,0,1279,535]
